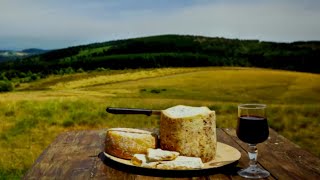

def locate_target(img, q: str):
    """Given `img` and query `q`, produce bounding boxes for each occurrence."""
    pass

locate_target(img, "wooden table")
[23,128,320,179]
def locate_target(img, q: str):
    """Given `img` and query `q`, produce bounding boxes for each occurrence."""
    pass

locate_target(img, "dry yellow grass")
[0,67,319,179]
[47,68,201,90]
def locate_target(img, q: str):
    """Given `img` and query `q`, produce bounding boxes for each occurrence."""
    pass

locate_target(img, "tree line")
[0,34,319,90]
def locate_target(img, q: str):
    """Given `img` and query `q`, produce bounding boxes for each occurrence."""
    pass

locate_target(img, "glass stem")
[248,144,258,167]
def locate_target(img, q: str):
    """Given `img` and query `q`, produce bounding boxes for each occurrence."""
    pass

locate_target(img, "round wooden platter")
[98,142,241,177]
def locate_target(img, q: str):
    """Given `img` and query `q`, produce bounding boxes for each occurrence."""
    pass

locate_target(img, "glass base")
[238,165,270,179]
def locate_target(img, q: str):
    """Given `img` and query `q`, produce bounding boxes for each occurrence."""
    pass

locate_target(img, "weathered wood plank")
[223,128,320,180]
[23,130,105,179]
[23,128,320,180]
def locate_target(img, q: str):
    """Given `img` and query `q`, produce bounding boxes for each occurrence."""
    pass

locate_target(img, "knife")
[106,107,162,116]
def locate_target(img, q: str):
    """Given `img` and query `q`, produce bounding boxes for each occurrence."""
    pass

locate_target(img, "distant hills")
[21,48,49,54]
[1,34,320,81]
[0,48,49,62]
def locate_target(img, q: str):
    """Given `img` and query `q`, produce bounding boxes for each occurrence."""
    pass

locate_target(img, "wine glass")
[236,104,270,178]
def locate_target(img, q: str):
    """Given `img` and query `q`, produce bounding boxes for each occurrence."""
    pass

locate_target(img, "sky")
[1,0,320,50]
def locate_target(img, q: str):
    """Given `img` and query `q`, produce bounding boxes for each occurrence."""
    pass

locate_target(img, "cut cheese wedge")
[131,154,159,168]
[131,154,147,165]
[147,148,180,161]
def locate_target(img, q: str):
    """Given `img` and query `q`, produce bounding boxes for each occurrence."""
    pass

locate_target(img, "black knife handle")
[106,107,153,116]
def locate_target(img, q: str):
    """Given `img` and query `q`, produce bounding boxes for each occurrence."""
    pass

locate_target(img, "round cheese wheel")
[105,128,158,159]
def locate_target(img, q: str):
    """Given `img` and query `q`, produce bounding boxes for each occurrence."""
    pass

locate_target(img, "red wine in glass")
[236,115,269,144]
[236,104,270,179]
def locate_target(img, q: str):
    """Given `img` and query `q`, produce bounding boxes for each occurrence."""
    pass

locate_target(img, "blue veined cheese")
[160,105,217,162]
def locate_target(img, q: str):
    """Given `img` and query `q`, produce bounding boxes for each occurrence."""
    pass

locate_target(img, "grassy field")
[0,67,319,179]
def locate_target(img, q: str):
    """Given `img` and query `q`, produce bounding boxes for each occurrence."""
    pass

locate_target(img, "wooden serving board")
[99,142,241,177]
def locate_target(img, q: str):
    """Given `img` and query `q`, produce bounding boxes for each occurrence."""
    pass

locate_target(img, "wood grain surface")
[23,128,320,180]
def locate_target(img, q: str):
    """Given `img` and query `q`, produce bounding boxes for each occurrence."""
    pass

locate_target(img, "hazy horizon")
[1,0,320,50]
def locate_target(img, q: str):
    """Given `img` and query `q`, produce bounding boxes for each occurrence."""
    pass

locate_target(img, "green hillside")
[1,35,319,83]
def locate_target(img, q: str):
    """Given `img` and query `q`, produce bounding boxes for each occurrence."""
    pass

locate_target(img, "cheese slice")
[131,154,147,166]
[156,156,204,170]
[131,154,159,168]
[147,148,180,161]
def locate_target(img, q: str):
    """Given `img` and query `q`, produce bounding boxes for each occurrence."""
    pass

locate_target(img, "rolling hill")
[0,35,319,82]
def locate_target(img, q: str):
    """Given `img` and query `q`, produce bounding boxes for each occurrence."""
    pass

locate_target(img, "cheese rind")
[105,128,157,159]
[160,105,217,162]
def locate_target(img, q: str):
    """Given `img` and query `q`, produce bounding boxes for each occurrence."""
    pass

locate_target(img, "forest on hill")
[0,49,48,63]
[0,34,319,89]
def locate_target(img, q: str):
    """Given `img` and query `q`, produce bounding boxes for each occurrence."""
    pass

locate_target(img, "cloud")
[0,0,320,49]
